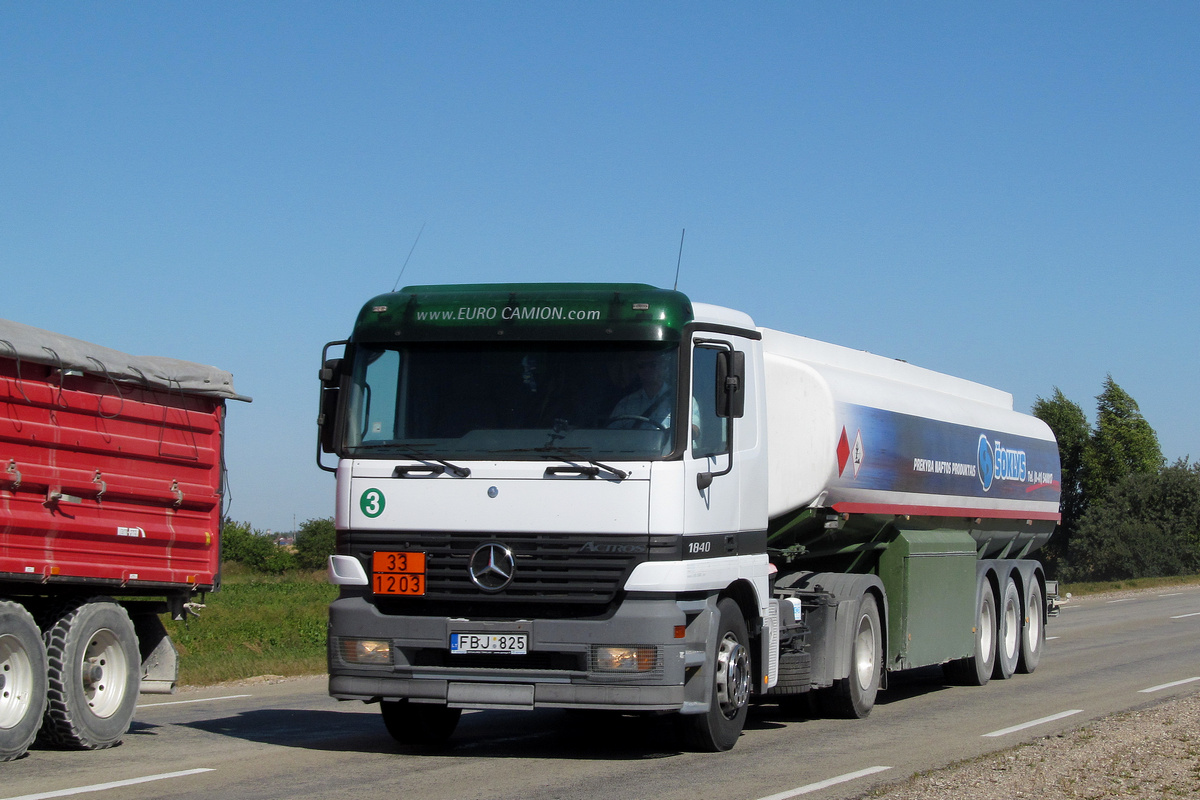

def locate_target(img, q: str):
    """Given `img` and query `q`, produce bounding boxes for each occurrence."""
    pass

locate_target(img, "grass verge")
[163,563,336,686]
[1059,573,1200,598]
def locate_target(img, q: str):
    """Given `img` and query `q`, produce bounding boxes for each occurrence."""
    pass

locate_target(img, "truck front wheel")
[380,700,462,747]
[41,599,140,750]
[681,597,750,752]
[0,601,47,761]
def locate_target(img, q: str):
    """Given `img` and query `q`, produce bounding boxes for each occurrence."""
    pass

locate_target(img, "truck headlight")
[339,637,392,665]
[590,645,660,673]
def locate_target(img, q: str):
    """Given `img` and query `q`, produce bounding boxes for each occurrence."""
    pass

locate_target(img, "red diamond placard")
[836,426,851,476]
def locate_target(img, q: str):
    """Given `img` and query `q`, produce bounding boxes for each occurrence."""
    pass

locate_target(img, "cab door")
[681,338,744,544]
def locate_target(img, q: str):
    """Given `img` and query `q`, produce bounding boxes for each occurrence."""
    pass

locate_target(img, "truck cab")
[319,284,771,750]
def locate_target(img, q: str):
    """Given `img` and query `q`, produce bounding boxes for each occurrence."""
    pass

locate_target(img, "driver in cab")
[608,352,673,430]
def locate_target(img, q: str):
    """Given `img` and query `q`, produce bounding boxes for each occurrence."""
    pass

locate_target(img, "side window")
[691,346,729,458]
[359,349,400,442]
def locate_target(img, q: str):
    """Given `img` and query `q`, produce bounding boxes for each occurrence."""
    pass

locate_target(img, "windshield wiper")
[538,453,629,481]
[366,448,471,478]
[432,459,471,478]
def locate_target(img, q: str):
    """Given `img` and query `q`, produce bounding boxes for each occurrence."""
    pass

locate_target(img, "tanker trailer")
[0,318,249,761]
[318,283,1060,751]
[759,326,1061,713]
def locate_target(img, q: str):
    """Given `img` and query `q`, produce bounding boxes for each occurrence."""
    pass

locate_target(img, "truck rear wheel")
[41,599,140,750]
[820,594,882,719]
[944,579,996,686]
[380,700,462,747]
[680,597,750,752]
[1017,580,1044,674]
[993,577,1021,680]
[0,601,47,762]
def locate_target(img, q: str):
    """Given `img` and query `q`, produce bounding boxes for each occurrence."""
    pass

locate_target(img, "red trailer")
[0,319,248,760]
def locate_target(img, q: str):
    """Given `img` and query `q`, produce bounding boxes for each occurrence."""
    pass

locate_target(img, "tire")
[680,597,751,752]
[41,599,140,750]
[944,579,996,686]
[1017,580,1044,674]
[993,577,1021,680]
[0,601,48,762]
[820,594,882,719]
[380,700,462,747]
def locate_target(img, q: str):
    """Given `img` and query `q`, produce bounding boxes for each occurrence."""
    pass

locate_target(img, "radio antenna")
[391,222,426,292]
[672,228,686,291]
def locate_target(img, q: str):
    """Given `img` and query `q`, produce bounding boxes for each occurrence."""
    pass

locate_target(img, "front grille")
[344,530,648,610]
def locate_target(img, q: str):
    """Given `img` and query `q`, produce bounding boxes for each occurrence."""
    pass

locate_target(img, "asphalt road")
[6,586,1199,800]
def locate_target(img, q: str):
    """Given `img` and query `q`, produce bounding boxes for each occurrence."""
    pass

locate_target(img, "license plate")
[450,633,528,655]
[372,551,426,596]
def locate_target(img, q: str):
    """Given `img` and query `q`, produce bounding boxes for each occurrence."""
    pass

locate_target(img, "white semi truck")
[317,283,1060,751]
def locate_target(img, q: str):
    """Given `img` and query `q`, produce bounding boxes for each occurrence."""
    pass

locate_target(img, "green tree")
[1082,375,1163,504]
[1068,460,1200,581]
[294,517,337,571]
[1032,388,1090,573]
[221,519,297,574]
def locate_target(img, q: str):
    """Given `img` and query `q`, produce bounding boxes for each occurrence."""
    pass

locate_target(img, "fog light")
[340,637,392,665]
[591,645,659,673]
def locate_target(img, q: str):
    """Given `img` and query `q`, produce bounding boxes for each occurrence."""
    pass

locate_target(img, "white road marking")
[755,766,892,800]
[1140,677,1200,693]
[136,693,252,708]
[983,709,1083,738]
[1158,592,1184,598]
[1046,636,1061,640]
[0,769,214,800]
[1106,598,1132,604]
[1170,612,1200,619]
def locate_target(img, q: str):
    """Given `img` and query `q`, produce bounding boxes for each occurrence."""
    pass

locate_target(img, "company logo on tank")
[977,434,1028,492]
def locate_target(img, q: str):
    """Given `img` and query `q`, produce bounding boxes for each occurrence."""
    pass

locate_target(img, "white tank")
[758,328,1060,553]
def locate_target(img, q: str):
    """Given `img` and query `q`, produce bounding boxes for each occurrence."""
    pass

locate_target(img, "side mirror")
[715,350,745,419]
[317,349,346,468]
[319,358,342,387]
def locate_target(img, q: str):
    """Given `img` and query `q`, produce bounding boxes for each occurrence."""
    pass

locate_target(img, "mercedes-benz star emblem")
[468,542,516,592]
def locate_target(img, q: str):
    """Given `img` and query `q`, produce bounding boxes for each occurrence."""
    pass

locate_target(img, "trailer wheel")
[681,597,750,751]
[944,579,996,686]
[380,700,462,747]
[821,594,882,719]
[993,577,1021,680]
[1017,580,1044,674]
[0,602,47,762]
[41,599,140,750]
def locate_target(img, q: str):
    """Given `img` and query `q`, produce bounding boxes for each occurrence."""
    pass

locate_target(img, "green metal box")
[879,529,977,670]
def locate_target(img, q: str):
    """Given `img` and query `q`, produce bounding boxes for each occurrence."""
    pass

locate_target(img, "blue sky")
[3,3,1197,532]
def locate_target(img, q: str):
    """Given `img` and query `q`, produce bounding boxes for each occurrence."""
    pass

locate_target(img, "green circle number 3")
[359,488,386,518]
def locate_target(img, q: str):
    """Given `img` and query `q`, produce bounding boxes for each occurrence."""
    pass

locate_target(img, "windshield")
[342,341,679,460]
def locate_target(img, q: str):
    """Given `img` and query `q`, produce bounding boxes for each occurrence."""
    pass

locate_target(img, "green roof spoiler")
[351,283,695,342]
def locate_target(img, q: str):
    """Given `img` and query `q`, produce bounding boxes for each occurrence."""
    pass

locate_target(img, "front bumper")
[328,593,716,713]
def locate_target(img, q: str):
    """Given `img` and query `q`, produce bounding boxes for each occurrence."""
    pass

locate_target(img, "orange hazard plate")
[371,551,427,596]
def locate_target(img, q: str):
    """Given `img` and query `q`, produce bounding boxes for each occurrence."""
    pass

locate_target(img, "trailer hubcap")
[0,633,35,728]
[715,632,750,719]
[81,628,129,719]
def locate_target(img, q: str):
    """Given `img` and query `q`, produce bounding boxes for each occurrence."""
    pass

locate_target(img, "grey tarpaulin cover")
[0,318,251,402]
